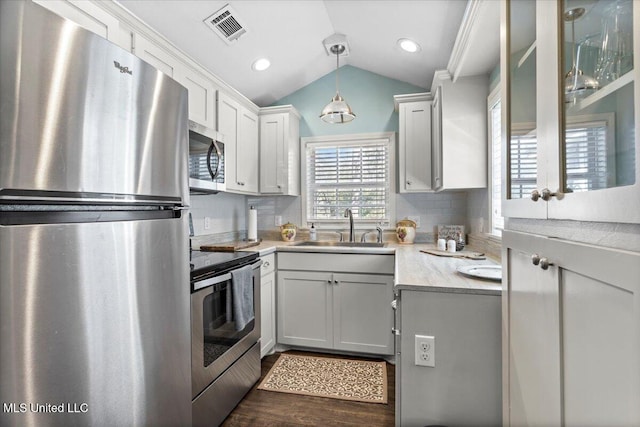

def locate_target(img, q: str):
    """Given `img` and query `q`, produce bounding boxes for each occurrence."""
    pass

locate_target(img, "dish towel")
[231,265,254,331]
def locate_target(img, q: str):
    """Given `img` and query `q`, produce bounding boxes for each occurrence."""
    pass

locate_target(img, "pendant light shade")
[320,44,356,123]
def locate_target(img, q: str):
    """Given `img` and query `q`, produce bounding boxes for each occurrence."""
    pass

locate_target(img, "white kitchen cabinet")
[430,72,488,191]
[431,86,443,190]
[502,0,640,223]
[277,252,395,356]
[277,270,334,350]
[133,33,180,78]
[134,34,219,130]
[237,108,259,194]
[259,106,301,195]
[175,68,217,130]
[395,94,433,192]
[259,253,276,358]
[217,92,259,194]
[332,273,394,354]
[33,0,121,45]
[502,230,640,426]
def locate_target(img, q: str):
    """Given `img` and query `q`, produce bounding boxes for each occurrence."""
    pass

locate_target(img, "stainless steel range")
[190,250,262,426]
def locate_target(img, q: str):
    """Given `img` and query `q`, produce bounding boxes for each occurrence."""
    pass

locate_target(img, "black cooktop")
[190,250,258,281]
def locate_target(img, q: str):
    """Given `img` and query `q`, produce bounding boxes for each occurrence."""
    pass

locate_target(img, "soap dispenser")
[309,223,317,241]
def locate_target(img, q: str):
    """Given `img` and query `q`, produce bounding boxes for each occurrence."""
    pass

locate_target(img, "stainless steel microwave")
[188,121,225,194]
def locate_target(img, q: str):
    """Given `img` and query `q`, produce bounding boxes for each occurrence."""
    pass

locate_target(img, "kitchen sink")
[291,241,386,248]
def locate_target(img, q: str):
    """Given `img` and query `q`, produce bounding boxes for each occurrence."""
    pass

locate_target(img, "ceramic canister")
[396,219,417,244]
[280,222,297,242]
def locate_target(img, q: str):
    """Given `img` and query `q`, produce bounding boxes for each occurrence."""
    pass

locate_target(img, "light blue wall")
[272,65,426,137]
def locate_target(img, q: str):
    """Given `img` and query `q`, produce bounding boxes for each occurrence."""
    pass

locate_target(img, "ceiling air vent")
[204,4,248,45]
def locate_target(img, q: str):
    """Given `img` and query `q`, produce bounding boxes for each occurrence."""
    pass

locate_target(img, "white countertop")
[219,239,502,296]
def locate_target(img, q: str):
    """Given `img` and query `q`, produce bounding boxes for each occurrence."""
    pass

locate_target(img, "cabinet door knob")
[531,190,541,201]
[539,257,553,270]
[277,185,282,189]
[406,180,412,185]
[333,280,338,284]
[531,254,541,265]
[541,188,557,201]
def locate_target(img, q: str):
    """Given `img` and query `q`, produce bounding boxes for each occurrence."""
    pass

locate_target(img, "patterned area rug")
[257,354,388,404]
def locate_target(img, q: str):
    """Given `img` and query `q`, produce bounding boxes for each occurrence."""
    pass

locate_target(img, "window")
[302,132,395,227]
[564,114,615,192]
[488,87,504,236]
[509,114,615,196]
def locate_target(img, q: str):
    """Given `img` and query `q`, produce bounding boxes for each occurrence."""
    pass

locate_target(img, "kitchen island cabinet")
[276,252,395,356]
[393,245,501,427]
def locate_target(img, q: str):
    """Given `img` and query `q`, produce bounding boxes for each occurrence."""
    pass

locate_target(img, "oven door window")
[202,279,254,367]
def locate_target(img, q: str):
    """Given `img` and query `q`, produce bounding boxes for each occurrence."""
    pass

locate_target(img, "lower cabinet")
[277,266,394,356]
[260,253,276,358]
[503,231,640,426]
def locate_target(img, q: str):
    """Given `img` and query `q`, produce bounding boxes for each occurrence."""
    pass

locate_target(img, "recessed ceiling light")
[398,38,421,53]
[252,58,271,71]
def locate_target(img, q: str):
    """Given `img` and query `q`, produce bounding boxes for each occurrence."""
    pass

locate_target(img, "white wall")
[189,192,247,236]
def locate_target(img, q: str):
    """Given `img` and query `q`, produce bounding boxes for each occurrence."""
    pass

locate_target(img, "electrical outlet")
[408,216,421,228]
[275,215,283,226]
[415,334,435,367]
[204,217,211,230]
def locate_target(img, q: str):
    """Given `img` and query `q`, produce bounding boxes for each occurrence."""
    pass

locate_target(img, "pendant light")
[320,44,356,123]
[564,7,599,102]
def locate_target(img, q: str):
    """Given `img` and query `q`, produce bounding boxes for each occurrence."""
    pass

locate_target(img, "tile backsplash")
[248,191,472,235]
[189,187,490,244]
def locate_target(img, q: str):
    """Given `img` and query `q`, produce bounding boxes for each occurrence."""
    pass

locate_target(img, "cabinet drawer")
[261,253,275,276]
[277,252,394,275]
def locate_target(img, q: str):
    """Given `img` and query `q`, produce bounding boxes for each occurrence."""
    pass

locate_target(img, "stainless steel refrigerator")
[0,2,191,426]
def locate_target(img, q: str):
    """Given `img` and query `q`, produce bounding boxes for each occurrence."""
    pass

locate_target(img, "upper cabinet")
[134,34,217,130]
[431,72,488,191]
[218,92,259,195]
[395,93,433,192]
[33,0,123,47]
[395,78,488,194]
[502,0,640,223]
[176,68,217,130]
[259,106,301,196]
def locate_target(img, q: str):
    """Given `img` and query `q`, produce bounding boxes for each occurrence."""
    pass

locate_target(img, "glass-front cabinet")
[502,0,640,223]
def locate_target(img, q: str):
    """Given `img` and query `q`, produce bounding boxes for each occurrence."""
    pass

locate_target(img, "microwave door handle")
[206,140,221,180]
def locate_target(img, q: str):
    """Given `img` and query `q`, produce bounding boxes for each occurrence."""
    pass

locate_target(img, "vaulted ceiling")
[117,0,483,107]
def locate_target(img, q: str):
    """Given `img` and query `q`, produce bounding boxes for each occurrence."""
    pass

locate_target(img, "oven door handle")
[193,272,231,291]
[193,260,262,292]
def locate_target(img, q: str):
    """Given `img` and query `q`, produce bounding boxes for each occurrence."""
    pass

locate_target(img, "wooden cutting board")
[200,240,261,252]
[420,249,486,260]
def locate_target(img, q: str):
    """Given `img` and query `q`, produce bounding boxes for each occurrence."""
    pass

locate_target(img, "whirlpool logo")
[113,61,132,75]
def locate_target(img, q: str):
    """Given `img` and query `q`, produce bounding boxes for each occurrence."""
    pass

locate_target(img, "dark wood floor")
[222,350,395,427]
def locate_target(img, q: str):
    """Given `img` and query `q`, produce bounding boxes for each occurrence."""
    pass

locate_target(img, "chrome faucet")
[360,226,384,243]
[344,208,355,242]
